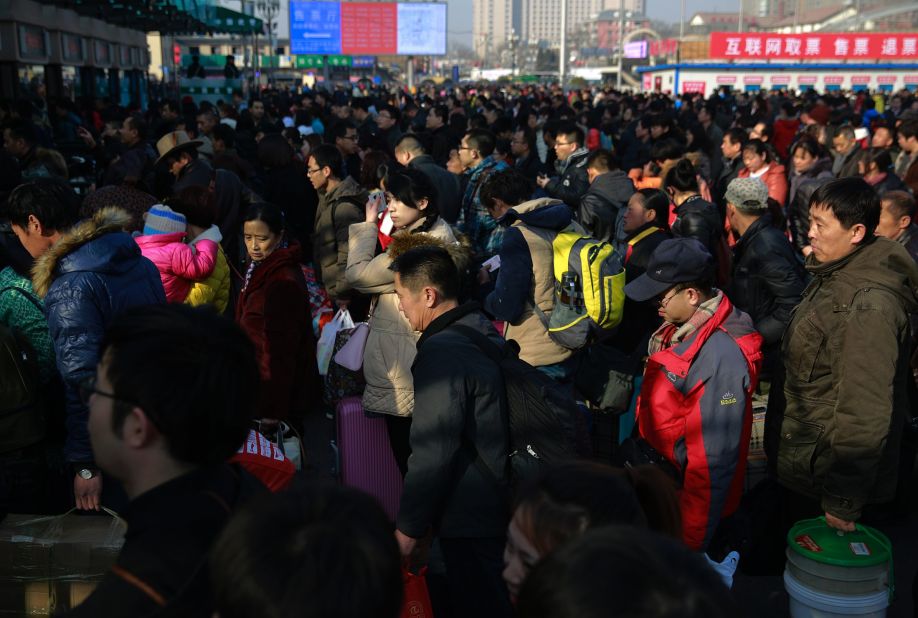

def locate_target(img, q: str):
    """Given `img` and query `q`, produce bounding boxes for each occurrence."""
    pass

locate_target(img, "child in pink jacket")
[135,204,218,303]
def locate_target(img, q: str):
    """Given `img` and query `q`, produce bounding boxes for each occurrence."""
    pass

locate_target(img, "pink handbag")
[333,322,370,371]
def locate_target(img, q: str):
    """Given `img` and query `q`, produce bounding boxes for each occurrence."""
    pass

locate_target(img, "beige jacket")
[346,217,461,416]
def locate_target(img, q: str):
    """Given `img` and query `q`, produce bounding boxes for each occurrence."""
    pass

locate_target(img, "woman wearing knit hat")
[134,204,219,303]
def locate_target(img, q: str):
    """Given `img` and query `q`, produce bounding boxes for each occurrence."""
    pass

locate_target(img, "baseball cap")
[624,238,714,302]
[725,177,769,213]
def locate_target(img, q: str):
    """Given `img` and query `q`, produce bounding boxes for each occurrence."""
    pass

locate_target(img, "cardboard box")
[0,511,125,615]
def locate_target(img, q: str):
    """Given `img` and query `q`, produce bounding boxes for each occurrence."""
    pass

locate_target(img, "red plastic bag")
[400,566,434,618]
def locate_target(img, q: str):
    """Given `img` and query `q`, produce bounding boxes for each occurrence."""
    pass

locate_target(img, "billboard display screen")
[290,1,447,56]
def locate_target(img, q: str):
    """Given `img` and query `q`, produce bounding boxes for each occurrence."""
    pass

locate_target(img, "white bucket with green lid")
[784,517,893,617]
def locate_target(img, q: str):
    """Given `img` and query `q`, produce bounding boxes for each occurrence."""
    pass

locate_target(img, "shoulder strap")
[625,227,660,265]
[0,286,43,313]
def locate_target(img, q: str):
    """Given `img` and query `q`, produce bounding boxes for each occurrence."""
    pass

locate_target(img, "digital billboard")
[290,1,447,56]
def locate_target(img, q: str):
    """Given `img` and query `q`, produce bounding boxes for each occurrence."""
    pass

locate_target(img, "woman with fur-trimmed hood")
[346,167,469,475]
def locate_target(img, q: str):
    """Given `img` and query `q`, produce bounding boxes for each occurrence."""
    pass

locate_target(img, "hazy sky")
[447,0,739,47]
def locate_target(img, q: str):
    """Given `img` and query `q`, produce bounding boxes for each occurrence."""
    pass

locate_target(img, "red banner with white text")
[710,32,918,60]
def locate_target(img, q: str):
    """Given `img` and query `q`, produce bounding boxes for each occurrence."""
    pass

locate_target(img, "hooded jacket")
[637,295,763,550]
[313,176,367,301]
[235,243,314,420]
[787,158,834,253]
[577,169,635,245]
[485,198,574,367]
[779,237,918,521]
[345,218,466,417]
[134,232,218,303]
[32,208,166,463]
[738,163,788,207]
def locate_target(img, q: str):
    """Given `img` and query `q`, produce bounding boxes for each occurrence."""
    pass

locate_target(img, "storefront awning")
[41,0,263,35]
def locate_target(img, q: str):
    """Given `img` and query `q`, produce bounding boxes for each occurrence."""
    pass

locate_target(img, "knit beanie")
[143,204,187,235]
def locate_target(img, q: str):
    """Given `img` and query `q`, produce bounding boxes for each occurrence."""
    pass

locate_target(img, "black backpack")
[0,287,46,453]
[450,325,591,484]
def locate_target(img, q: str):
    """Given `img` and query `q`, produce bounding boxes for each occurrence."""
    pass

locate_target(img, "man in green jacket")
[779,178,918,531]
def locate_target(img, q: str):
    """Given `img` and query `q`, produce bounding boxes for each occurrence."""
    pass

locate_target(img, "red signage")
[798,76,817,84]
[851,75,871,84]
[824,76,844,85]
[649,39,679,57]
[711,32,918,59]
[341,3,397,55]
[905,75,918,84]
[716,75,736,84]
[682,81,706,94]
[771,76,791,85]
[878,75,898,84]
[744,76,763,84]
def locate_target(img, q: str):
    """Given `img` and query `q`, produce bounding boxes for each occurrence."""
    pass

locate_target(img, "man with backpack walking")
[480,169,624,381]
[390,245,513,618]
[624,238,762,551]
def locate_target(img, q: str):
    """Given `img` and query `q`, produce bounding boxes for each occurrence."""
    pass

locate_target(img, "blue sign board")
[290,1,341,55]
[352,56,375,69]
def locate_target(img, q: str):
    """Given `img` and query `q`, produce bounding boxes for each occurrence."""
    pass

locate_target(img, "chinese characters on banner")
[710,32,918,59]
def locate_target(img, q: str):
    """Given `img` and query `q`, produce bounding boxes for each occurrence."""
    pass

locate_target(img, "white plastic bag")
[704,551,739,589]
[317,309,354,375]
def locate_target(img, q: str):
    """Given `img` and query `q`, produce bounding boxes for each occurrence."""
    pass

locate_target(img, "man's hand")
[395,529,431,569]
[825,512,856,532]
[536,174,550,188]
[395,529,418,559]
[76,126,96,149]
[74,474,103,511]
[477,267,491,286]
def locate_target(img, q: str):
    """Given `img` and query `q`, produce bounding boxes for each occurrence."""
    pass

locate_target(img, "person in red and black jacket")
[235,202,317,422]
[625,238,763,551]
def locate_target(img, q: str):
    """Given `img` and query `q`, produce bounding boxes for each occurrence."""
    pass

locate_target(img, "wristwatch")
[76,467,98,480]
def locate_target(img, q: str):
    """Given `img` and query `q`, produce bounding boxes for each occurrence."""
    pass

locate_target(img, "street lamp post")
[256,0,279,87]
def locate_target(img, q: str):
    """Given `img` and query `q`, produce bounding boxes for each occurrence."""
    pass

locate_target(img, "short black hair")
[586,149,618,173]
[429,104,448,124]
[881,190,916,220]
[650,139,684,163]
[211,482,402,618]
[332,120,357,142]
[516,525,739,618]
[310,144,344,179]
[125,114,148,141]
[724,127,747,148]
[514,127,538,152]
[3,120,37,146]
[663,158,699,194]
[167,185,216,228]
[555,121,584,148]
[101,304,258,465]
[809,177,880,237]
[480,169,534,209]
[898,120,918,141]
[4,177,81,231]
[212,122,236,148]
[389,245,460,301]
[464,128,496,158]
[377,104,401,122]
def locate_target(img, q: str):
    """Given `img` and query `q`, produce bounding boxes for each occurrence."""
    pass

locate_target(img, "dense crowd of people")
[0,79,916,615]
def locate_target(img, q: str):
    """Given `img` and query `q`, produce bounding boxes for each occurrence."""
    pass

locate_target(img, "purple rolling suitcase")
[332,397,404,521]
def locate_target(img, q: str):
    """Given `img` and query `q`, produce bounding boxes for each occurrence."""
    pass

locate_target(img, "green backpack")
[535,226,626,350]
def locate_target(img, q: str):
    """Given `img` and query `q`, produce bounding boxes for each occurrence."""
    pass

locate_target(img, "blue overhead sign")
[290,1,341,55]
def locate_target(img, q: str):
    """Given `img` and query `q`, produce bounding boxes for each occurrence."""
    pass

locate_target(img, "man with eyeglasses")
[535,121,590,210]
[332,121,362,183]
[374,105,403,156]
[509,127,546,183]
[67,304,265,616]
[624,237,762,552]
[456,128,509,262]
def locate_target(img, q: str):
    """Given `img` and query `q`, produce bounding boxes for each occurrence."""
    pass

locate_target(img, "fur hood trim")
[387,229,472,275]
[32,207,133,298]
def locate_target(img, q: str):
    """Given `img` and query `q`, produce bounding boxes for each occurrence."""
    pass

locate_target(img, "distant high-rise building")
[473,0,646,57]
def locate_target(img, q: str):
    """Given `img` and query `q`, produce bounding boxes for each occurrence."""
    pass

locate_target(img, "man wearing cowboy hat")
[154,130,211,194]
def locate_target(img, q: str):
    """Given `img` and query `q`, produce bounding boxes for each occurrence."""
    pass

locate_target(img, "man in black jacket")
[391,246,512,618]
[424,104,456,167]
[713,128,747,211]
[510,127,546,182]
[395,134,461,224]
[579,149,635,246]
[66,304,264,617]
[725,177,807,468]
[536,121,590,209]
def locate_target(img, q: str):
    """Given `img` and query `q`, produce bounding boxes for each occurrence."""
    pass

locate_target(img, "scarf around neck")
[648,290,723,356]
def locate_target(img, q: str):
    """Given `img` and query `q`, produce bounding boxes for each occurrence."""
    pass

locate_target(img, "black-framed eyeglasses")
[79,375,134,407]
[340,134,358,141]
[377,114,393,120]
[457,145,472,151]
[656,286,685,308]
[306,167,323,175]
[555,140,575,147]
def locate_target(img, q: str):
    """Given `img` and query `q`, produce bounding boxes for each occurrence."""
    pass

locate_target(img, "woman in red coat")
[236,202,316,421]
[738,139,788,208]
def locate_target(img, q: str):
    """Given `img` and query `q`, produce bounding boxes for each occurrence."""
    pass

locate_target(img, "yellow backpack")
[535,226,626,350]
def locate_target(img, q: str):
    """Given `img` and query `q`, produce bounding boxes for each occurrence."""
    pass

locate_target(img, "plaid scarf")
[457,156,509,260]
[648,290,723,356]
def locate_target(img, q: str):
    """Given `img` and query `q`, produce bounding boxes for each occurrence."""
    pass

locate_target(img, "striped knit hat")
[143,204,186,235]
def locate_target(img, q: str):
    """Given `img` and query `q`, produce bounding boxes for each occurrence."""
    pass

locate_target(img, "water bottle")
[561,272,578,309]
